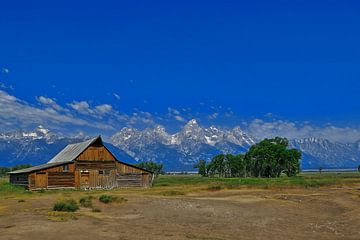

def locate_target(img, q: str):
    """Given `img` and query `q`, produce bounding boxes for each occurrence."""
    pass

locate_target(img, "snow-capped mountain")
[111,119,360,171]
[0,126,136,167]
[111,119,257,171]
[290,138,360,169]
[1,122,360,171]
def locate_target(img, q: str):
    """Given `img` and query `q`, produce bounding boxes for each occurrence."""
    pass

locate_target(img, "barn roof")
[47,136,101,164]
[9,161,71,174]
[9,136,101,174]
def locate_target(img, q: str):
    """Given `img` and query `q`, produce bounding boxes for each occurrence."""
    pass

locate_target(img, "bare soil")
[1,187,360,240]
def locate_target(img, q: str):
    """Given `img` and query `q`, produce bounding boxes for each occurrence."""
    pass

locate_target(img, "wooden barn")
[9,136,153,190]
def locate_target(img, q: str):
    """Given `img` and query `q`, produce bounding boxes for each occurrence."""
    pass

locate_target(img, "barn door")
[141,173,149,187]
[80,171,90,189]
[36,172,47,189]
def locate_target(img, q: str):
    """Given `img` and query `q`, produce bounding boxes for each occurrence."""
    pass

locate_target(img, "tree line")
[0,164,32,176]
[135,161,164,175]
[194,137,301,178]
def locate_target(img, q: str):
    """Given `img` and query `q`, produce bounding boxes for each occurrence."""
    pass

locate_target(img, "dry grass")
[46,211,78,221]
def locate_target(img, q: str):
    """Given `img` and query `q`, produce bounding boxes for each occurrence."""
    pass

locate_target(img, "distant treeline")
[135,161,164,175]
[0,164,32,176]
[194,137,301,178]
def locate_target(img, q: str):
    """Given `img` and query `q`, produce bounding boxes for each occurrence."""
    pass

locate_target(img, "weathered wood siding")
[116,173,142,187]
[28,163,75,190]
[29,173,35,189]
[116,162,147,174]
[35,172,47,188]
[115,161,152,187]
[75,160,117,189]
[48,172,75,188]
[76,146,116,161]
[76,161,116,170]
[10,173,29,186]
[77,170,117,189]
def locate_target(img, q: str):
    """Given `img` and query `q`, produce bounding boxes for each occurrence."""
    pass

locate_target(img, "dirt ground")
[1,187,360,240]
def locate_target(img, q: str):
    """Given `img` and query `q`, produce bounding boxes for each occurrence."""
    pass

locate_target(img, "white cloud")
[113,93,121,100]
[1,68,9,74]
[246,118,360,143]
[0,90,112,131]
[175,115,186,122]
[37,96,66,112]
[168,107,180,115]
[209,112,219,119]
[68,101,94,115]
[95,104,112,114]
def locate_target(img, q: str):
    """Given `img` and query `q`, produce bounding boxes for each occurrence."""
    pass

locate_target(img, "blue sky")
[1,1,360,141]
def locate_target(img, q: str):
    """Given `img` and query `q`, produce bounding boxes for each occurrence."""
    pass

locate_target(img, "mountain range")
[1,121,360,171]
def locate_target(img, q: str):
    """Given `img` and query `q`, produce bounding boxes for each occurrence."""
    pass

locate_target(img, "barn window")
[99,170,110,176]
[63,164,69,172]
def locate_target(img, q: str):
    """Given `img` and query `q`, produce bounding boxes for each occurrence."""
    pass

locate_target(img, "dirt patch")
[0,187,360,240]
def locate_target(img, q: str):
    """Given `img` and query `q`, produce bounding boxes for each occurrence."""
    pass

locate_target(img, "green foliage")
[53,199,79,212]
[0,167,11,176]
[244,137,301,178]
[154,172,360,189]
[195,137,301,178]
[79,196,93,208]
[11,164,32,171]
[0,164,32,176]
[98,194,127,204]
[99,195,112,203]
[194,160,207,176]
[0,178,27,196]
[135,161,164,175]
[357,165,360,173]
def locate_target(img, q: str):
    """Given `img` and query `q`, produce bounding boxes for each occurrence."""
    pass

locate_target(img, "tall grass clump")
[99,195,127,204]
[79,196,93,208]
[53,199,79,212]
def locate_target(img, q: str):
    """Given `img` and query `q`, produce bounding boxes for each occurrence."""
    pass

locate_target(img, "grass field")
[1,172,360,197]
[1,172,360,240]
[154,172,360,189]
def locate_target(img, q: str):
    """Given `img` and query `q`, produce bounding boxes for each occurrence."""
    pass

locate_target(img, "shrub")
[99,195,112,204]
[99,195,127,204]
[79,196,93,208]
[53,199,79,212]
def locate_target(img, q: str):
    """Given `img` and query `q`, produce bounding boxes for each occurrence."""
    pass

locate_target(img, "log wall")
[48,172,75,188]
[9,173,29,186]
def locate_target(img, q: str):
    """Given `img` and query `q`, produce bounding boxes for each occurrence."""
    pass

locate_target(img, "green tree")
[11,164,32,171]
[135,161,164,176]
[0,166,11,176]
[244,137,301,178]
[194,160,207,177]
[226,154,245,177]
